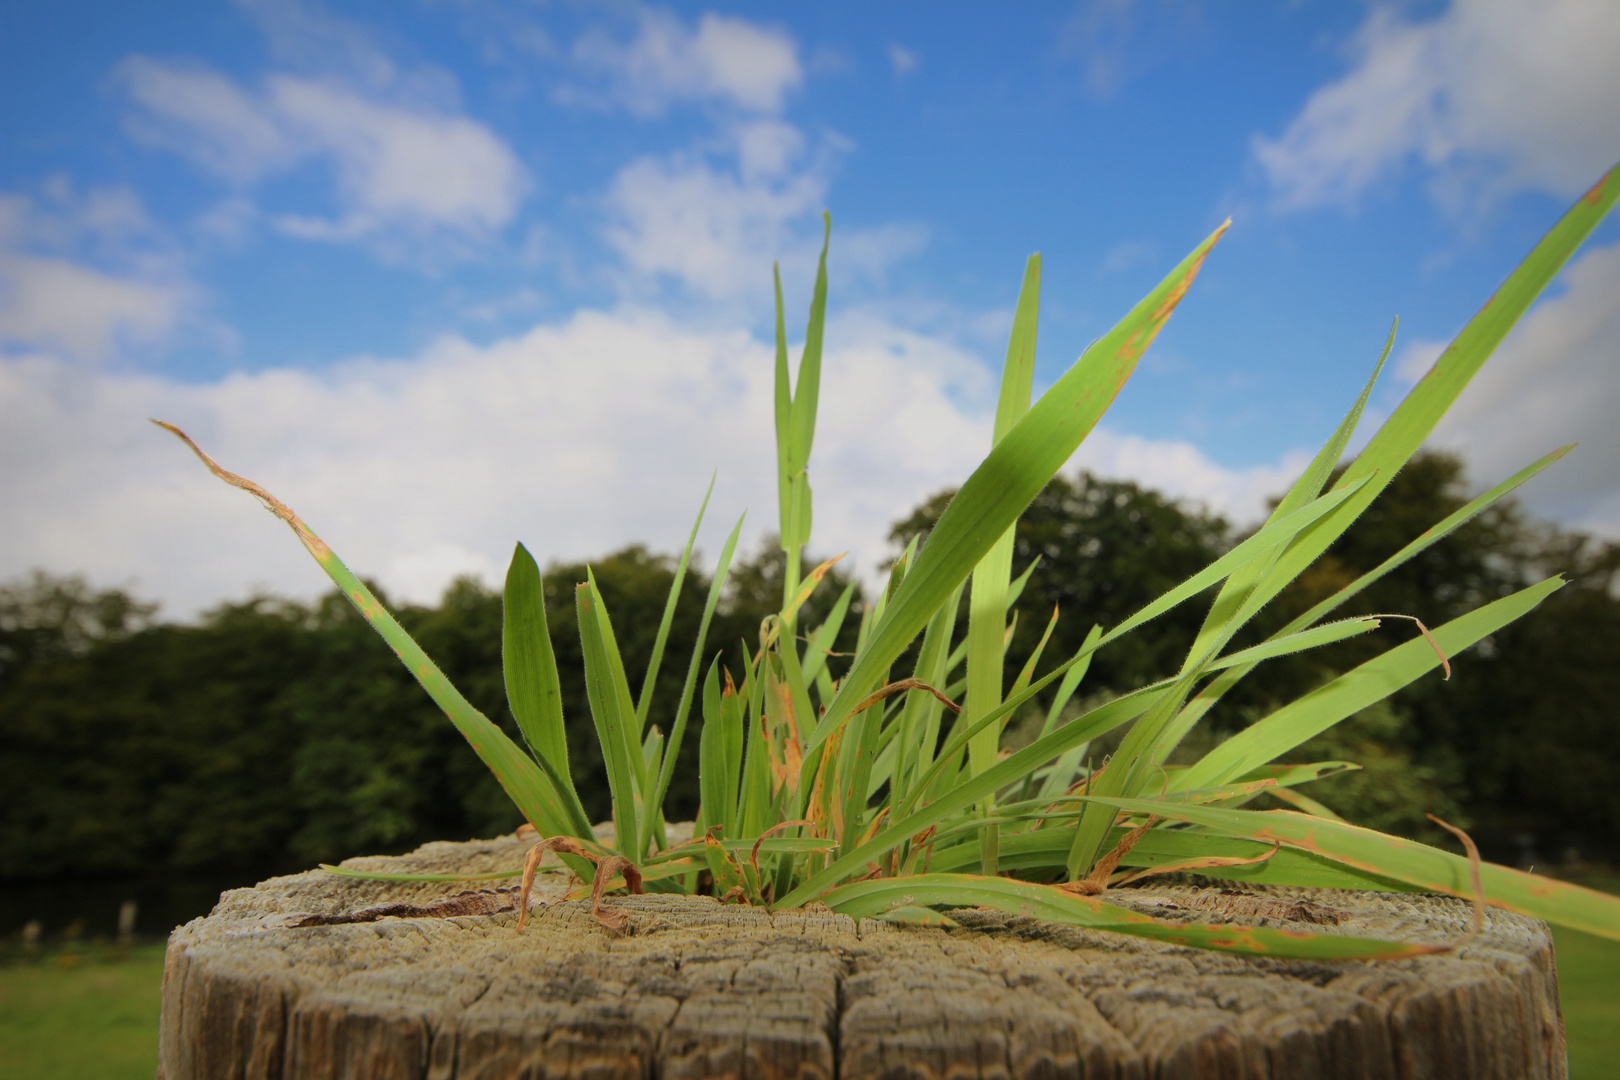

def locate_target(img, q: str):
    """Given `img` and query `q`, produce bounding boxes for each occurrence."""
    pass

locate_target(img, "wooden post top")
[159,831,1567,1080]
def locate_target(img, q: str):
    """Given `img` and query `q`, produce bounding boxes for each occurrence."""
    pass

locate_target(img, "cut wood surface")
[159,829,1566,1080]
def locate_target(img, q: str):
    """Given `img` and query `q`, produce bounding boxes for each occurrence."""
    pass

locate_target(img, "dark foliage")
[0,540,857,883]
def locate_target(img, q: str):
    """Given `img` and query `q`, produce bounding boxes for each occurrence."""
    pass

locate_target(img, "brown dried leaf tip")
[1428,813,1487,948]
[1059,816,1159,896]
[1368,613,1452,680]
[150,419,330,560]
[517,835,643,934]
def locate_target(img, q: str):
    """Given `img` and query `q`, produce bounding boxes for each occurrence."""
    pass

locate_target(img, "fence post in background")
[117,900,138,953]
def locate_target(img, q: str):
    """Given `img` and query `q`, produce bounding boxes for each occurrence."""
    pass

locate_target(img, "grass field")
[0,945,165,1080]
[0,932,1614,1077]
[1554,926,1620,1080]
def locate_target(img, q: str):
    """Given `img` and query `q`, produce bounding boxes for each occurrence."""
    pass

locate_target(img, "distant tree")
[0,572,156,682]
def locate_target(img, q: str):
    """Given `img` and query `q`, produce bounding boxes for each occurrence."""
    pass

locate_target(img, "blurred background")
[2,2,1619,1075]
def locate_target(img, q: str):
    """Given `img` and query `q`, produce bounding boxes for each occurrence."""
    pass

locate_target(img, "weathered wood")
[159,830,1567,1079]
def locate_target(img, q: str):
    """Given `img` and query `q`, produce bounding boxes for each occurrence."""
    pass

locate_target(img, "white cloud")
[603,119,926,301]
[570,9,802,116]
[0,183,192,361]
[888,45,918,78]
[0,255,181,361]
[1256,0,1620,210]
[1415,239,1620,535]
[604,132,828,299]
[1061,0,1138,98]
[120,57,297,181]
[0,306,1307,618]
[118,57,527,245]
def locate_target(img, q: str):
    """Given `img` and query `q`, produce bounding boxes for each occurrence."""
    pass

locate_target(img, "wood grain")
[158,831,1567,1079]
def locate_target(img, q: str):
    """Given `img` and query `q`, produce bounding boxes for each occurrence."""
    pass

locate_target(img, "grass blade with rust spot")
[154,421,568,837]
[1180,576,1563,791]
[821,874,1447,959]
[1083,796,1620,941]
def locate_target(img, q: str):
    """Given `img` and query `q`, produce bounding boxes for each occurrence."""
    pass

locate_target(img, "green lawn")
[1555,925,1620,1080]
[0,946,165,1080]
[0,934,1614,1077]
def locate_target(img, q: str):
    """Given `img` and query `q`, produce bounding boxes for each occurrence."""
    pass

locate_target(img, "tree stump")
[158,830,1567,1079]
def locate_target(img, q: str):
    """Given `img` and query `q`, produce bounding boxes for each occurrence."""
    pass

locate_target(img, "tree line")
[3,451,1616,885]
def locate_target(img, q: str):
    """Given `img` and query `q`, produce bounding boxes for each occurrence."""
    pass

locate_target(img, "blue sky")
[3,0,1618,616]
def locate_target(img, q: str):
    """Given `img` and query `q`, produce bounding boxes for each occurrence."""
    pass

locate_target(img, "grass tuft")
[158,161,1620,958]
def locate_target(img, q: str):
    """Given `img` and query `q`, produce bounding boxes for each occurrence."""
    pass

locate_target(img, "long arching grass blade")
[1197,164,1620,667]
[1180,576,1563,790]
[926,826,1413,890]
[1159,444,1578,768]
[821,874,1448,959]
[1085,796,1620,941]
[154,421,570,836]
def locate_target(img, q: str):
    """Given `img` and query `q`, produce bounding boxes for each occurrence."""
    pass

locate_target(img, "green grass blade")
[801,580,855,687]
[577,576,644,858]
[1066,671,1201,877]
[778,213,831,601]
[1092,479,1366,654]
[1203,163,1619,663]
[587,569,649,783]
[820,874,1445,959]
[995,253,1041,438]
[698,658,734,835]
[893,580,965,807]
[1289,445,1575,636]
[1041,624,1099,738]
[1058,485,1375,874]
[1159,443,1576,767]
[789,213,831,483]
[1005,555,1041,612]
[635,474,715,731]
[1181,576,1563,791]
[965,253,1043,783]
[645,511,745,852]
[154,421,571,840]
[938,826,1415,891]
[809,223,1229,754]
[503,542,569,771]
[773,263,792,542]
[1009,604,1060,703]
[1088,796,1620,941]
[1175,329,1393,676]
[1205,618,1380,672]
[502,543,594,838]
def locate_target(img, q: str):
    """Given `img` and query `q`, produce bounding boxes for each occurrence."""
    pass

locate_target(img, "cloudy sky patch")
[2,1,1616,617]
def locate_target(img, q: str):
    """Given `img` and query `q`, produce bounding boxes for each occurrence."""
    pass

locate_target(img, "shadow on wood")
[157,830,1567,1079]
